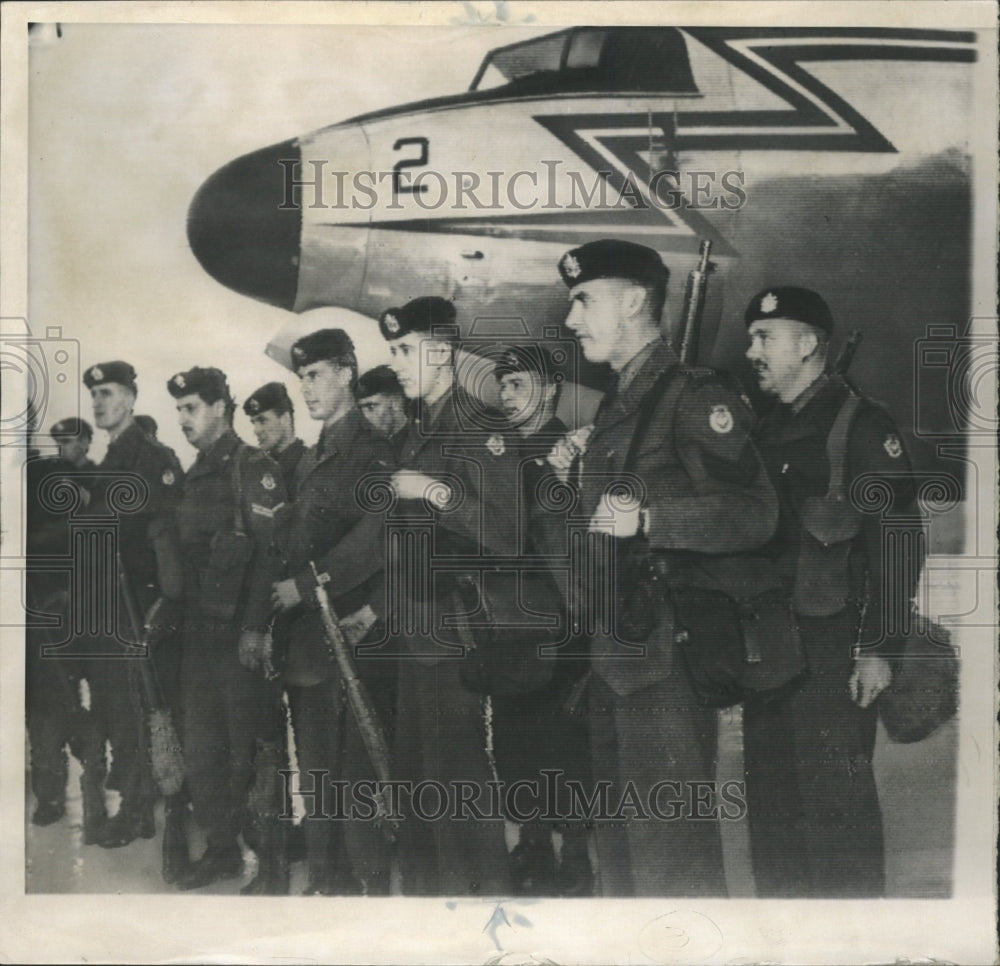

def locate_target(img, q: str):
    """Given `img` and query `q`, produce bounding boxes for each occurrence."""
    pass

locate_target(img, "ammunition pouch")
[671,558,807,708]
[454,568,564,696]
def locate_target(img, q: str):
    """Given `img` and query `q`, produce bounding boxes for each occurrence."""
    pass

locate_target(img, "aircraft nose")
[187,139,303,311]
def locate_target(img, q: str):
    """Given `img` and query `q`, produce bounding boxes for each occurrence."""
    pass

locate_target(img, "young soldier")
[554,239,778,896]
[269,328,396,896]
[489,347,593,896]
[742,286,918,896]
[243,381,306,495]
[167,367,287,890]
[379,296,518,896]
[354,364,411,459]
[83,361,185,850]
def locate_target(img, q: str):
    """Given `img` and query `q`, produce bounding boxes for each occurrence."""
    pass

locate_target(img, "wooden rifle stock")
[310,562,398,836]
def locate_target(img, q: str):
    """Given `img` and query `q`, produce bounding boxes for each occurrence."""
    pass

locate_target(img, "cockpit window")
[473,32,568,90]
[471,27,698,95]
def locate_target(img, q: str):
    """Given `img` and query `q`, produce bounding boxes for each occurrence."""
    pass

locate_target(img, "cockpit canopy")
[470,27,699,95]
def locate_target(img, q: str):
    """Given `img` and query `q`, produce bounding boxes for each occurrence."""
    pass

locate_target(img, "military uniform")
[573,337,777,896]
[490,414,594,895]
[79,364,187,846]
[276,406,395,894]
[94,420,183,843]
[274,437,306,495]
[744,370,918,896]
[174,427,287,870]
[24,451,97,826]
[378,297,520,896]
[243,382,305,496]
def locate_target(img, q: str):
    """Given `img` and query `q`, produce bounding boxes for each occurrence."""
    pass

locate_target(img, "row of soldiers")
[25,237,919,897]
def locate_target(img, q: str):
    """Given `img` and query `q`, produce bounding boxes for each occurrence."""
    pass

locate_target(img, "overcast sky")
[28,22,544,462]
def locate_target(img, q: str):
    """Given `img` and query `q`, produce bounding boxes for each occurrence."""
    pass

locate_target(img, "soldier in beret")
[269,328,396,895]
[167,366,288,889]
[49,417,96,471]
[243,381,306,496]
[81,361,186,851]
[742,286,920,896]
[378,295,518,895]
[555,238,778,896]
[354,364,411,460]
[489,346,594,896]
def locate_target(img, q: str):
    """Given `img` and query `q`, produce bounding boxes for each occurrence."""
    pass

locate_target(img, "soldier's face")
[498,371,550,427]
[746,319,817,399]
[564,278,634,364]
[358,392,407,435]
[298,360,352,422]
[55,435,90,467]
[388,335,451,400]
[175,394,226,450]
[90,383,134,432]
[249,409,290,452]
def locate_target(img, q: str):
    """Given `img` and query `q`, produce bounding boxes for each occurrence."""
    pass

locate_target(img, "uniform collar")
[619,338,681,413]
[317,408,365,459]
[105,420,144,456]
[615,337,663,396]
[195,428,242,470]
[789,372,831,415]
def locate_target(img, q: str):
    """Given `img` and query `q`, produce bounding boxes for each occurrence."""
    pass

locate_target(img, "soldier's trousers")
[394,658,511,896]
[26,629,79,810]
[181,629,282,851]
[587,670,727,897]
[743,608,884,897]
[288,669,394,894]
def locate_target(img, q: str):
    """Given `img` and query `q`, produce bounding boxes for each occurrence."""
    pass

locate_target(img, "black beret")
[290,328,356,371]
[243,381,294,417]
[134,414,158,436]
[355,365,404,400]
[50,417,93,440]
[744,286,834,336]
[493,345,559,382]
[558,239,669,289]
[166,366,231,403]
[379,296,457,341]
[83,360,137,393]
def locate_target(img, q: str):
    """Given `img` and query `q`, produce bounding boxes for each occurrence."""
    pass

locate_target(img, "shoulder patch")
[261,472,277,490]
[709,404,734,434]
[485,434,505,456]
[162,469,176,486]
[883,434,903,459]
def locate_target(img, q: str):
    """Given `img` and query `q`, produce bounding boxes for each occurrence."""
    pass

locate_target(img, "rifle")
[116,553,185,797]
[310,562,398,839]
[677,239,714,365]
[833,329,863,387]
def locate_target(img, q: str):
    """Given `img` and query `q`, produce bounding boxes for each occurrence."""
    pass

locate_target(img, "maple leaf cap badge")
[760,292,779,314]
[383,313,401,335]
[561,253,582,280]
[172,373,186,389]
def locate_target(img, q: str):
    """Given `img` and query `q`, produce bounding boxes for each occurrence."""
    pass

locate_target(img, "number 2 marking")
[392,137,429,196]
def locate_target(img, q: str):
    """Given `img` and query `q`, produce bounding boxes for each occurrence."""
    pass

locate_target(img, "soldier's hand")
[271,578,302,612]
[848,655,892,708]
[547,425,594,482]
[391,470,451,508]
[238,629,272,671]
[588,491,642,538]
